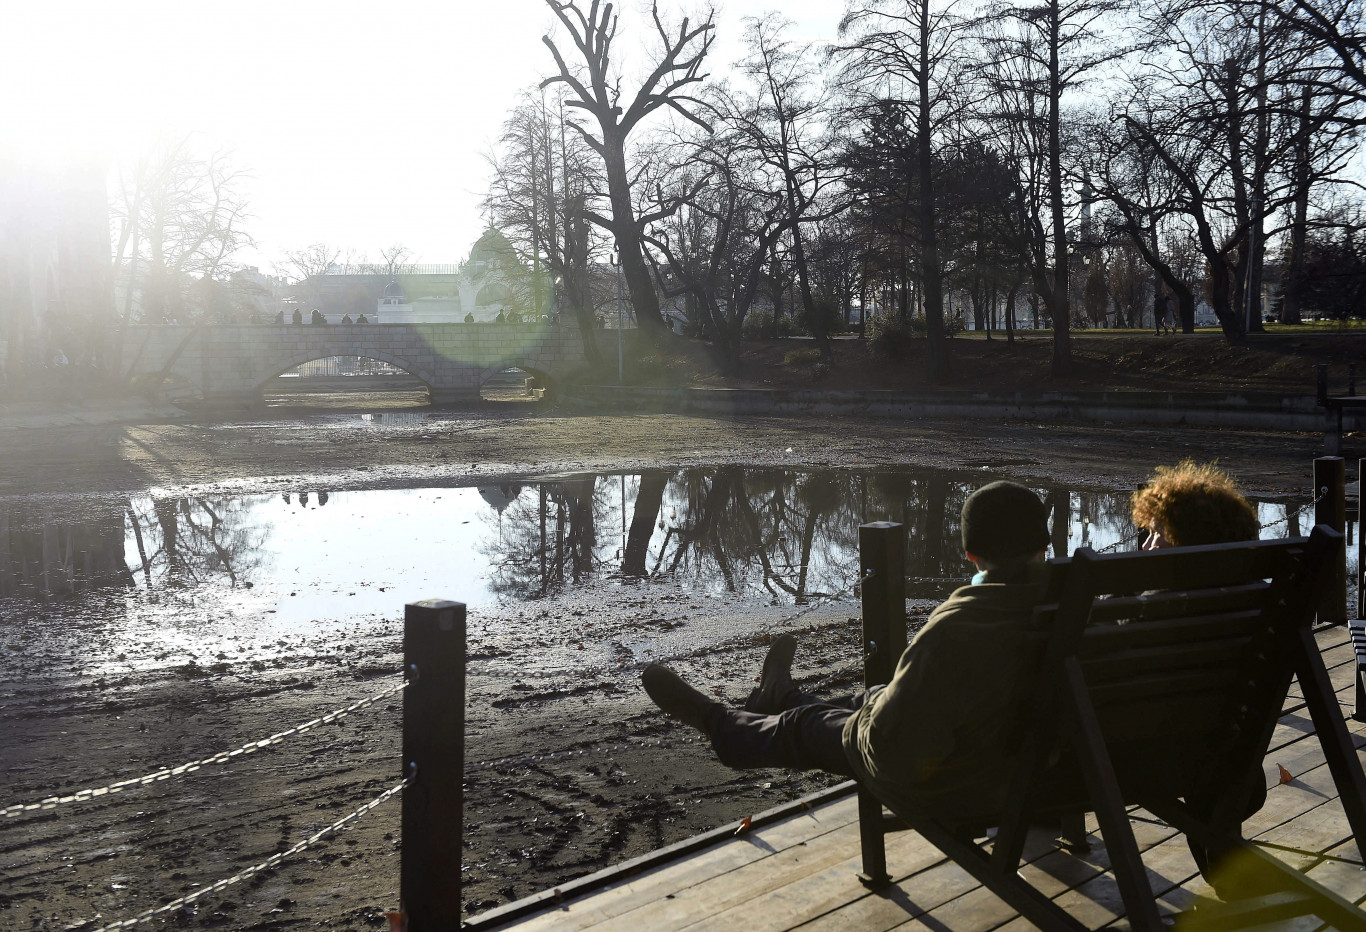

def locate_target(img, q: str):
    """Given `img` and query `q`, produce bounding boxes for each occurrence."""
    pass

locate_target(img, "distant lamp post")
[610,248,623,383]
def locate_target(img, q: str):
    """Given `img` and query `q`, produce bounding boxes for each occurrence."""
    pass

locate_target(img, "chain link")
[93,777,409,931]
[4,678,405,819]
[464,738,681,773]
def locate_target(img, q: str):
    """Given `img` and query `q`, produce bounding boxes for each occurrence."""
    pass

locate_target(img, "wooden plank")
[883,883,1023,932]
[1255,801,1359,870]
[797,859,985,932]
[679,833,947,932]
[1301,838,1366,906]
[1078,612,1262,650]
[1080,638,1253,680]
[578,821,879,930]
[888,821,1177,932]
[1242,760,1356,839]
[1083,584,1267,625]
[503,799,863,932]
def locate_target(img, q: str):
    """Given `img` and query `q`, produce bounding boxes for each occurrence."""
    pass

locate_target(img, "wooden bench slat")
[1072,613,1264,651]
[1079,637,1254,681]
[1083,584,1269,626]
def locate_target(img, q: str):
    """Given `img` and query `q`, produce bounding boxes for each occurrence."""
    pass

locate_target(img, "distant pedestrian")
[357,313,369,324]
[464,312,475,323]
[273,310,285,324]
[1154,295,1174,335]
[310,309,327,325]
[292,308,303,325]
[341,314,353,324]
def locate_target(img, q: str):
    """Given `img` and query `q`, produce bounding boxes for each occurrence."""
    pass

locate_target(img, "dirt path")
[0,401,1339,929]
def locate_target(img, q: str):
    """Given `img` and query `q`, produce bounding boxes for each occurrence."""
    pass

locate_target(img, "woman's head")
[1130,461,1258,549]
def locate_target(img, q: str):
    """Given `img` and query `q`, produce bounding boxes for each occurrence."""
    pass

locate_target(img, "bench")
[855,525,1366,930]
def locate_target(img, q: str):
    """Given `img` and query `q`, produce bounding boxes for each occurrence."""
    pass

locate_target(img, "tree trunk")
[1046,0,1071,376]
[602,132,666,339]
[1281,85,1311,325]
[1005,282,1018,344]
[916,6,949,380]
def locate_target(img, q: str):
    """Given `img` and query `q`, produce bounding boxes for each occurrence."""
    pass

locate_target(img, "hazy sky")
[1,0,842,272]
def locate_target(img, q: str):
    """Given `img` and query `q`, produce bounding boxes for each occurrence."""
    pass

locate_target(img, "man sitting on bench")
[641,480,1052,821]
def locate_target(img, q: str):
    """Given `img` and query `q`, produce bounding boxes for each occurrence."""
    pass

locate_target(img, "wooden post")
[401,600,466,931]
[856,522,906,889]
[1315,457,1347,626]
[1357,459,1366,723]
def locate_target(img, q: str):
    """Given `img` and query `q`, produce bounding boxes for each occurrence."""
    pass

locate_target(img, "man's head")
[960,480,1051,567]
[1130,460,1258,550]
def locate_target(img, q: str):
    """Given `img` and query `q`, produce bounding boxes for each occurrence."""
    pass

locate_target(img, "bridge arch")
[260,348,439,393]
[478,364,555,403]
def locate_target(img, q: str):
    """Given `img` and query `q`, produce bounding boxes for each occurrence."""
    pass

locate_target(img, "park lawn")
[622,329,1366,396]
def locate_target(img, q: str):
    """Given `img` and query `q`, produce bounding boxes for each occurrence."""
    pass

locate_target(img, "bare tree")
[980,0,1131,373]
[112,138,254,326]
[486,89,605,363]
[540,0,716,342]
[377,244,412,279]
[276,243,341,311]
[834,0,974,377]
[642,118,788,371]
[730,18,847,364]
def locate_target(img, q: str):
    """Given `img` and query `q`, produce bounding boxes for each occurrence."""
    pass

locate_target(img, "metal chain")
[4,678,405,818]
[464,738,682,773]
[93,776,409,931]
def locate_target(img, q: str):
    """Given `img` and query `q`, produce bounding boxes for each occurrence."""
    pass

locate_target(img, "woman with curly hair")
[1131,460,1259,550]
[1130,460,1266,898]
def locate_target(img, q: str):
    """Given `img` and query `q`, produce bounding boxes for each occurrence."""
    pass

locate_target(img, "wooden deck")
[470,626,1366,931]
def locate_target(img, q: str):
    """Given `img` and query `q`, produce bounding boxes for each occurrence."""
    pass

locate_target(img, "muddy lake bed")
[0,406,1352,929]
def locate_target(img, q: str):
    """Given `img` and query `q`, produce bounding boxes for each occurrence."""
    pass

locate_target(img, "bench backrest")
[1006,529,1337,818]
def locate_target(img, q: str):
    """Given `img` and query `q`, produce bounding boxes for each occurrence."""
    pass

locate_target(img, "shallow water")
[2,468,1350,631]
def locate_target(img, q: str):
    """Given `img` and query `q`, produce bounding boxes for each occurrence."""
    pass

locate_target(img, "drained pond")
[0,466,1353,926]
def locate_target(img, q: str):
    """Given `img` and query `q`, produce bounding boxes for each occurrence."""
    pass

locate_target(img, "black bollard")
[1315,457,1347,626]
[401,600,466,931]
[1357,460,1366,723]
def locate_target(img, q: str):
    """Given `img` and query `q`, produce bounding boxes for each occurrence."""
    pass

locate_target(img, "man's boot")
[744,634,797,714]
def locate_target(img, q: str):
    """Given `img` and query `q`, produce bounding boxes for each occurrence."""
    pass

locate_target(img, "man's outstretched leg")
[643,663,857,777]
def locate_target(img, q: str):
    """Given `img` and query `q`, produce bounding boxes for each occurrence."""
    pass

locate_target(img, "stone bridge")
[119,322,594,405]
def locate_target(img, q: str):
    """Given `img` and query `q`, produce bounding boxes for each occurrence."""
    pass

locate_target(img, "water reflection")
[0,506,131,597]
[0,470,1356,614]
[125,496,270,589]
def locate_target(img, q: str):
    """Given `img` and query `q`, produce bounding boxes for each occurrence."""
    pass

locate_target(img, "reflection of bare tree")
[0,503,133,598]
[1046,489,1070,559]
[477,469,1150,606]
[126,496,269,588]
[480,479,611,599]
[622,474,668,577]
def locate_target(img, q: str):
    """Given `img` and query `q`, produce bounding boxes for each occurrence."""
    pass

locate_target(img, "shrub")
[867,312,921,356]
[783,347,822,367]
[742,309,807,339]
